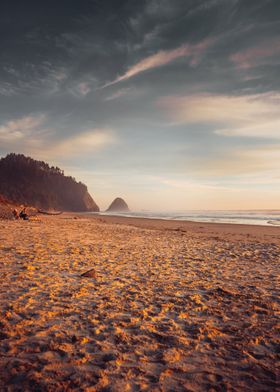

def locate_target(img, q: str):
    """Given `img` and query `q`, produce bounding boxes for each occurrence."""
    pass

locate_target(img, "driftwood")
[37,209,63,215]
[81,268,96,278]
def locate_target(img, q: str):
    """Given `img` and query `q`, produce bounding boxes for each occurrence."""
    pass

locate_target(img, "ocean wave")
[267,220,280,226]
[98,210,280,227]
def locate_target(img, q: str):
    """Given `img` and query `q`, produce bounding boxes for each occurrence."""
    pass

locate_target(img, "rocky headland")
[0,153,99,212]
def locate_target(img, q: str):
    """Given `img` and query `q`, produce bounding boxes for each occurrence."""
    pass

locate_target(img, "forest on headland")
[0,153,99,212]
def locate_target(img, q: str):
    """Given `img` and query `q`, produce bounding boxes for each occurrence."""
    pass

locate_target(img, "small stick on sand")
[81,268,96,278]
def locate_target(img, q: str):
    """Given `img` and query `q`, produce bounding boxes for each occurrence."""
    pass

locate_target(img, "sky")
[0,0,280,211]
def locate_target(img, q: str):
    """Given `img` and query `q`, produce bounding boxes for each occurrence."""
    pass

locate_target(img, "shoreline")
[73,212,280,243]
[94,209,280,228]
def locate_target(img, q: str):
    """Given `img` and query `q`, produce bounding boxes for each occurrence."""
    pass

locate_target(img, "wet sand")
[0,214,279,391]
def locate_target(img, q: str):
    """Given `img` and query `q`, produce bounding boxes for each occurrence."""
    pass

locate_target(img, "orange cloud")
[103,38,214,88]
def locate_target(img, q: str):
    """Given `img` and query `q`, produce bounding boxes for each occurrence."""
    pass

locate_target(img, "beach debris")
[71,335,78,343]
[38,209,63,215]
[215,287,235,296]
[0,331,8,341]
[81,268,96,278]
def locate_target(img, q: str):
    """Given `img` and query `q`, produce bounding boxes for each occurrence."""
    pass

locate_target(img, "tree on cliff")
[0,153,99,211]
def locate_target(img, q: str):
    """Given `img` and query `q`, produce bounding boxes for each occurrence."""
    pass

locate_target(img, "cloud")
[68,81,92,97]
[102,38,214,88]
[50,129,116,156]
[148,174,230,191]
[0,82,19,96]
[104,88,131,101]
[158,93,280,138]
[196,145,280,176]
[77,82,91,96]
[0,114,115,160]
[216,120,280,138]
[230,38,280,69]
[0,115,46,142]
[173,142,280,178]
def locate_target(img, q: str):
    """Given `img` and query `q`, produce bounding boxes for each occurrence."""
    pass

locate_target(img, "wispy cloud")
[216,120,280,138]
[230,38,280,68]
[158,93,280,138]
[77,82,91,96]
[0,115,116,160]
[102,38,214,88]
[0,115,46,142]
[104,88,131,101]
[69,81,92,97]
[192,145,280,176]
[0,82,19,96]
[50,129,116,157]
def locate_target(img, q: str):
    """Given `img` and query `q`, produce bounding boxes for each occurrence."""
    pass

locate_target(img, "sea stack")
[106,197,130,212]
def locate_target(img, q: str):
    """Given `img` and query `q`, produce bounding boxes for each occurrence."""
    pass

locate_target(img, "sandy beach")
[0,214,279,391]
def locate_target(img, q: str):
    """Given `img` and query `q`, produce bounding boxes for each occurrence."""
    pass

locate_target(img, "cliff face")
[0,194,13,206]
[0,153,99,212]
[81,190,99,211]
[106,197,129,212]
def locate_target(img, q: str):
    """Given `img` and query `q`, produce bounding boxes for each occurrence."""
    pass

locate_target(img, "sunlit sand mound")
[0,215,279,391]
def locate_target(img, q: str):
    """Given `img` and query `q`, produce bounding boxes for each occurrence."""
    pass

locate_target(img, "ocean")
[99,210,280,226]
